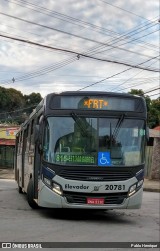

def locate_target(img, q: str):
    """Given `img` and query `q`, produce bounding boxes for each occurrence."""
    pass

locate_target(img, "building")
[0,125,19,168]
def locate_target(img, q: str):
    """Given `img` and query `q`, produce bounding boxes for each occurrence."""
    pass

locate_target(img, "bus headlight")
[52,182,63,195]
[128,184,137,196]
[128,180,144,197]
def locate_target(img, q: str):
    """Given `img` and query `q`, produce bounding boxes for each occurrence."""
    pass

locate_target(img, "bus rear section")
[15,92,147,209]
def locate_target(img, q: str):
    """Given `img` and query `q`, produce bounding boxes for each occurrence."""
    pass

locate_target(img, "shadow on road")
[36,207,134,224]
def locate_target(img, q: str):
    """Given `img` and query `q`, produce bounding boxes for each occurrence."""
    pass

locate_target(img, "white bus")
[15,91,147,209]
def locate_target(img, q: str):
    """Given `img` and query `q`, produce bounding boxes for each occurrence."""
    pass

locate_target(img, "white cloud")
[0,0,159,99]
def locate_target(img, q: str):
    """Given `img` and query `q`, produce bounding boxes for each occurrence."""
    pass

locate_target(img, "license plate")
[87,198,104,205]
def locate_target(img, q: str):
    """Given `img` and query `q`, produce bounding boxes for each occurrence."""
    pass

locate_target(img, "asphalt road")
[0,179,159,250]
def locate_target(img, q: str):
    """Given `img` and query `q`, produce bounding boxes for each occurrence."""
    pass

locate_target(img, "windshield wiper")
[71,112,89,137]
[112,114,125,139]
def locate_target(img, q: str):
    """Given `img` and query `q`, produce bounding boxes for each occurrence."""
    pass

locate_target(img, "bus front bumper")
[37,181,143,209]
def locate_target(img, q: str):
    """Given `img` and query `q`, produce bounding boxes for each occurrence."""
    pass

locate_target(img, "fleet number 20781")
[105,185,126,190]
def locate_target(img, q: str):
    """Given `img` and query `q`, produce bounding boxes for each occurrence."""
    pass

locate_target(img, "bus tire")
[27,179,39,209]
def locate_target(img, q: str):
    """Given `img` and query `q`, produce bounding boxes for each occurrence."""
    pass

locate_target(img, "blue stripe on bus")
[42,166,55,179]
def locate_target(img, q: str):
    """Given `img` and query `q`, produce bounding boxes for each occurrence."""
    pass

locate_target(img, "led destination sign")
[55,153,95,164]
[50,95,144,112]
[83,99,108,109]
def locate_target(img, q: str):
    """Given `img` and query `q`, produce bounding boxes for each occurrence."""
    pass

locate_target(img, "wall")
[0,145,15,168]
[145,146,153,178]
[0,126,19,168]
[150,137,160,180]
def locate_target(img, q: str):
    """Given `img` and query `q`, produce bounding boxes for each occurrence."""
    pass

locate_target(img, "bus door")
[14,135,19,181]
[32,118,42,200]
[21,128,28,188]
[33,144,41,199]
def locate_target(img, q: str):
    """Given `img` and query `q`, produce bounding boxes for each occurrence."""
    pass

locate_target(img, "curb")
[0,177,14,180]
[143,188,160,193]
[0,170,14,180]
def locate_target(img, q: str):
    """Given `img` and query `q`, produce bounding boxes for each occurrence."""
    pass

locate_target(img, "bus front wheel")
[27,179,39,209]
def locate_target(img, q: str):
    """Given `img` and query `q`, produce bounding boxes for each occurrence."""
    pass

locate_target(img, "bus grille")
[63,191,128,205]
[59,169,132,181]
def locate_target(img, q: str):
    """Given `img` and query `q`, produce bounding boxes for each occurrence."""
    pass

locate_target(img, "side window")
[29,119,34,150]
[43,121,50,161]
[18,132,23,154]
[26,124,30,151]
[23,127,28,152]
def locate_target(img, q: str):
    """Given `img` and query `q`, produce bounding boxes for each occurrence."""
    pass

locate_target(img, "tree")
[0,86,42,124]
[24,92,42,106]
[128,89,160,128]
[0,87,24,112]
[148,98,160,128]
[23,92,42,114]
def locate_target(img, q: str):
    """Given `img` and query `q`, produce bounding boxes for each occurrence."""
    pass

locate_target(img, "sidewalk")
[0,168,14,180]
[143,178,160,193]
[0,168,159,192]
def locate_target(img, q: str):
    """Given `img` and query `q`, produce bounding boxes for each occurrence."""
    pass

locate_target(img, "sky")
[0,0,159,98]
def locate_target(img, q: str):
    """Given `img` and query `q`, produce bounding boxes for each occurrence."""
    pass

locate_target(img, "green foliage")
[147,107,159,128]
[24,92,42,106]
[23,92,42,114]
[0,87,24,112]
[128,89,160,129]
[0,86,42,125]
[149,98,160,128]
[129,89,144,96]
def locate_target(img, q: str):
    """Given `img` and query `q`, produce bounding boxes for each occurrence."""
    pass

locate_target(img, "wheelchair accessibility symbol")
[98,152,111,166]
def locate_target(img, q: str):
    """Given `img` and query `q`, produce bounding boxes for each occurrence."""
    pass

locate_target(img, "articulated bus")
[14,91,147,209]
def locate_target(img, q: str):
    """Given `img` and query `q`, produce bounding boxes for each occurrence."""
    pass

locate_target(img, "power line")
[4,0,125,37]
[0,33,159,75]
[0,104,38,115]
[144,87,160,94]
[1,27,158,67]
[1,5,159,69]
[90,28,159,57]
[149,93,160,98]
[97,0,155,22]
[1,11,158,59]
[87,23,159,57]
[5,0,157,44]
[115,80,158,93]
[1,4,159,56]
[77,55,160,91]
[77,68,133,91]
[111,58,159,92]
[6,0,158,53]
[0,0,159,88]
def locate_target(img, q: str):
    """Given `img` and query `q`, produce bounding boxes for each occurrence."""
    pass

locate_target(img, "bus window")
[43,117,97,165]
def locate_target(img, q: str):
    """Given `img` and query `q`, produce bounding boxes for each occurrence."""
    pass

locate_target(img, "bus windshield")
[43,116,146,166]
